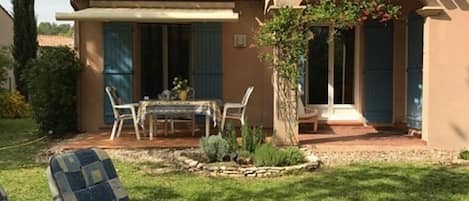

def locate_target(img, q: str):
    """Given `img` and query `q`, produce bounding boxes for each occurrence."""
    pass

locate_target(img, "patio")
[57,125,426,151]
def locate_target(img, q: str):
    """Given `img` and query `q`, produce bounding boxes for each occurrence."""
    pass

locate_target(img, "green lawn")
[1,119,469,201]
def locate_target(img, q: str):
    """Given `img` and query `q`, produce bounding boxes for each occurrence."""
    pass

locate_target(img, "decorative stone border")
[173,149,320,177]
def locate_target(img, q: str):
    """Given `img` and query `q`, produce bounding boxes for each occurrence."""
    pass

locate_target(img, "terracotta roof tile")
[38,35,73,47]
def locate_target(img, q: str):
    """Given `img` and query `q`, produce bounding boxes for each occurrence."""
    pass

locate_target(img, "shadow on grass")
[130,185,182,201]
[128,164,469,201]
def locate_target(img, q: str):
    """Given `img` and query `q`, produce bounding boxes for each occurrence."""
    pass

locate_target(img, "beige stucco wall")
[0,8,14,91]
[222,0,273,128]
[77,21,104,132]
[422,1,469,149]
[0,8,12,46]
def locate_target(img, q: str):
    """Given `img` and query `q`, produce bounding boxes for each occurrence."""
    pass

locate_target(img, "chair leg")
[240,118,245,126]
[150,115,154,141]
[171,120,175,134]
[164,119,168,136]
[220,108,227,131]
[117,120,124,138]
[191,114,195,136]
[313,119,318,132]
[131,108,140,140]
[110,120,119,140]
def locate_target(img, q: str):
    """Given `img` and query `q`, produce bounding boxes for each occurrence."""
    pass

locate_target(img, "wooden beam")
[416,6,444,17]
[90,1,235,9]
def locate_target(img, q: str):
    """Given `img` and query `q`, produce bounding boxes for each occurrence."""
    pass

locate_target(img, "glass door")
[140,24,191,99]
[305,26,357,120]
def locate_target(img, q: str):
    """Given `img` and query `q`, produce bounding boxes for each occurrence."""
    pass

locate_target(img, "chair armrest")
[304,108,319,115]
[114,103,138,109]
[223,103,243,109]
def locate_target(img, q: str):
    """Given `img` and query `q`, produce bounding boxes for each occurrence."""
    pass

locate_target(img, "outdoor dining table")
[137,100,222,140]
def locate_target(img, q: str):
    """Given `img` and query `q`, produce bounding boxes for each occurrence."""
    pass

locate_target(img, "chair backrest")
[46,148,129,201]
[0,185,7,201]
[241,86,255,106]
[105,86,122,119]
[297,85,306,116]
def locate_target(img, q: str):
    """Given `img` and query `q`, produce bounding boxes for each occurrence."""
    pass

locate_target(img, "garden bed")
[173,149,320,177]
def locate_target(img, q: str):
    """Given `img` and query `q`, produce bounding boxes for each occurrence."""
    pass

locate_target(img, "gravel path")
[311,148,460,167]
[46,145,464,168]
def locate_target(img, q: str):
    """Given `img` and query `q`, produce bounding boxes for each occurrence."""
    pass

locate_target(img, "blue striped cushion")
[47,148,130,201]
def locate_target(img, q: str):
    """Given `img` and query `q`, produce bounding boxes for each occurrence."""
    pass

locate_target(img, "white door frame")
[305,25,361,121]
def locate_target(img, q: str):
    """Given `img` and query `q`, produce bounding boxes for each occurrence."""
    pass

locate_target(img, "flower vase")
[178,90,188,101]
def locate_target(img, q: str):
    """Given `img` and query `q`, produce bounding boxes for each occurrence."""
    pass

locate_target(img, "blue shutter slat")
[364,21,394,124]
[103,23,133,124]
[193,23,223,99]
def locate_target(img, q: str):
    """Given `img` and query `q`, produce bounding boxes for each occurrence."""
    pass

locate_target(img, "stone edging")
[173,150,320,177]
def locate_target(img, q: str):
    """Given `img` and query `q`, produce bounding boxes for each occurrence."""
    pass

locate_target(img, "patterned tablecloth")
[137,100,222,127]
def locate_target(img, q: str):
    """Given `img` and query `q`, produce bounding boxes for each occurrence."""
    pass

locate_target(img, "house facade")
[57,0,469,149]
[0,4,15,91]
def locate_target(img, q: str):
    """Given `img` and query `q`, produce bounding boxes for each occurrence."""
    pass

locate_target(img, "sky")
[0,0,73,24]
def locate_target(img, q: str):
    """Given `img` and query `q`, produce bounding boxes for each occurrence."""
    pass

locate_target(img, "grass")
[1,118,469,201]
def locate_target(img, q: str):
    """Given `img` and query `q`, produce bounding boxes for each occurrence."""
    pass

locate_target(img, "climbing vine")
[256,0,401,144]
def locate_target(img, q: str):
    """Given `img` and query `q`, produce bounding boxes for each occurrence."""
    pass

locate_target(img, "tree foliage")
[12,0,38,97]
[38,22,73,37]
[256,0,401,143]
[24,47,83,135]
[0,47,12,87]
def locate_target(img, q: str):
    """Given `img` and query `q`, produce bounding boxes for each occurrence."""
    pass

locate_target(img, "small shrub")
[254,144,305,167]
[241,123,265,153]
[222,123,239,155]
[24,46,83,135]
[254,143,284,166]
[236,150,253,165]
[282,147,305,166]
[0,90,30,118]
[460,150,469,160]
[200,135,229,162]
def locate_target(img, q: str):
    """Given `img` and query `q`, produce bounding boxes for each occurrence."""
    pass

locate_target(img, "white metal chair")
[105,86,141,140]
[220,86,254,131]
[297,85,319,132]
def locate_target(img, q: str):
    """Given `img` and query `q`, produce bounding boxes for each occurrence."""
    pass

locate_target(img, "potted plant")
[172,76,191,101]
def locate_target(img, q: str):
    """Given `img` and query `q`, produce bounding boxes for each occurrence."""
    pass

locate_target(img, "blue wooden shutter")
[192,23,222,99]
[407,13,424,129]
[364,21,394,123]
[103,23,133,124]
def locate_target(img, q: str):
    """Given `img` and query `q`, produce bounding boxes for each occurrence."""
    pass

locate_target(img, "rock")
[269,167,285,171]
[219,173,229,177]
[223,170,239,174]
[209,172,218,177]
[196,163,204,169]
[225,167,237,171]
[256,169,267,173]
[207,166,219,171]
[188,161,198,167]
[243,167,257,172]
[306,154,319,163]
[246,173,257,177]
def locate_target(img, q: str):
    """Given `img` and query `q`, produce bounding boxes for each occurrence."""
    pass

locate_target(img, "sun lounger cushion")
[46,148,129,201]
